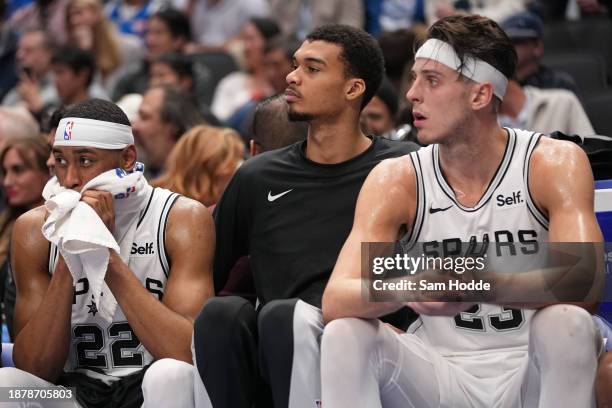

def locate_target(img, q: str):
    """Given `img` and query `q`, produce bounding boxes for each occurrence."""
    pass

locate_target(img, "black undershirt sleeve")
[212,168,250,294]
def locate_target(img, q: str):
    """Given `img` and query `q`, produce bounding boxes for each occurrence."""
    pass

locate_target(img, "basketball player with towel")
[321,15,604,408]
[0,99,214,407]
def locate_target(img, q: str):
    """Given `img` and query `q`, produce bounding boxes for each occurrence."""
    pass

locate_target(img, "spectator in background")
[0,107,39,142]
[0,134,50,340]
[360,78,398,139]
[8,0,69,44]
[65,0,142,92]
[269,0,364,40]
[501,11,579,94]
[361,77,416,143]
[250,95,308,155]
[149,52,219,125]
[104,0,162,39]
[228,36,299,141]
[0,0,19,101]
[133,85,205,177]
[378,0,426,32]
[377,28,421,91]
[153,125,244,207]
[149,52,193,91]
[111,7,191,101]
[0,107,37,216]
[2,30,57,118]
[262,36,300,97]
[499,79,595,136]
[182,0,269,51]
[211,17,279,122]
[51,46,109,106]
[426,0,526,24]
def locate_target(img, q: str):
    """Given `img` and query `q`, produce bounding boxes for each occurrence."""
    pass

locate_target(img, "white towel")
[42,163,152,322]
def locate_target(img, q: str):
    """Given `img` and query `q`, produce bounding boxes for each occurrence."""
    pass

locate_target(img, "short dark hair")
[378,29,418,83]
[152,52,193,80]
[264,35,301,61]
[64,99,130,126]
[306,24,385,109]
[42,104,72,133]
[249,17,281,41]
[52,46,96,86]
[151,8,191,42]
[426,15,517,81]
[375,77,398,117]
[154,85,205,140]
[252,95,308,152]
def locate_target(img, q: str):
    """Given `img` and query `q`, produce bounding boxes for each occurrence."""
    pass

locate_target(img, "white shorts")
[383,326,539,408]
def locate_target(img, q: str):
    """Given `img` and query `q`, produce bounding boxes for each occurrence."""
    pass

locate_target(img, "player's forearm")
[13,265,73,382]
[105,255,194,362]
[322,278,402,324]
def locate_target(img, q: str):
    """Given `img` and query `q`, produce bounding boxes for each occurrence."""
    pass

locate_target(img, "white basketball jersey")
[49,187,180,379]
[404,128,549,354]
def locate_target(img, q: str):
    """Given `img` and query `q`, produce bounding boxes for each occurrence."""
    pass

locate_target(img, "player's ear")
[120,145,137,170]
[471,82,494,112]
[346,78,366,103]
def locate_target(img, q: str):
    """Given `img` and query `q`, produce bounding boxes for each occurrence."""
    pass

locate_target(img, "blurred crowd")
[0,0,611,337]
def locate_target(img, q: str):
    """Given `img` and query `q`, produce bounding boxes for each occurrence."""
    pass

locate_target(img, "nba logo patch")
[63,121,74,140]
[315,400,322,408]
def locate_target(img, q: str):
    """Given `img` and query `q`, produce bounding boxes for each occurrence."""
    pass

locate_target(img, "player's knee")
[532,304,595,343]
[531,305,598,369]
[194,296,256,348]
[322,318,380,355]
[258,299,296,344]
[143,359,194,391]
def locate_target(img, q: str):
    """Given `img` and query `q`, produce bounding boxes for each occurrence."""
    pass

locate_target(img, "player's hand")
[17,73,44,113]
[81,190,116,233]
[406,301,473,316]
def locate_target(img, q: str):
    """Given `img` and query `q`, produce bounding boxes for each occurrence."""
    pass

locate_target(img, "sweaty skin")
[11,144,215,382]
[322,59,603,323]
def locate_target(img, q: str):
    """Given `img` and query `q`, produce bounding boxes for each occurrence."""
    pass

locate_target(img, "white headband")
[415,38,508,100]
[54,117,134,149]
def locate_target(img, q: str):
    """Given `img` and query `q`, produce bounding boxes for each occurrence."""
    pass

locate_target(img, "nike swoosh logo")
[268,189,293,202]
[429,205,452,214]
